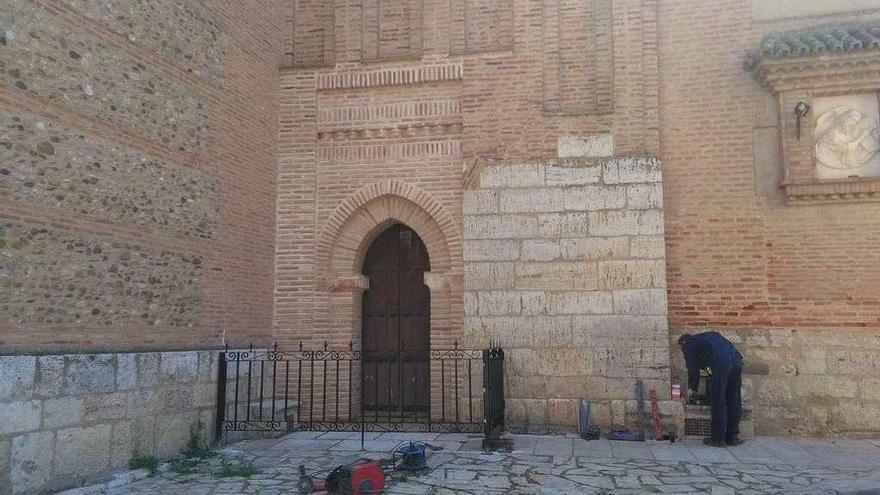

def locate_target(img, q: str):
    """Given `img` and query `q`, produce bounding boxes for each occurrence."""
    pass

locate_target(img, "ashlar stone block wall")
[463,156,675,431]
[0,350,218,495]
[670,327,880,437]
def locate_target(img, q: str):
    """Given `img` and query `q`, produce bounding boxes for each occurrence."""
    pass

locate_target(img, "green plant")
[128,455,159,474]
[166,422,217,475]
[216,457,259,478]
[182,422,214,459]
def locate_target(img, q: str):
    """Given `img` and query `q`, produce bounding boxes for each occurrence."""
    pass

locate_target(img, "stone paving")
[91,432,880,495]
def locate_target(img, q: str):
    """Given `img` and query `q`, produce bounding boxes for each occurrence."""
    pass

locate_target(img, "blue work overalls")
[681,332,743,442]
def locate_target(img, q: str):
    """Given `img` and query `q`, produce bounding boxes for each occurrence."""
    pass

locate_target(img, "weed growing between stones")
[182,421,215,459]
[168,422,216,474]
[128,455,159,474]
[216,457,259,478]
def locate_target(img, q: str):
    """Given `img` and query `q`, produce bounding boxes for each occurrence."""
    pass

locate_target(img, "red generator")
[298,460,386,495]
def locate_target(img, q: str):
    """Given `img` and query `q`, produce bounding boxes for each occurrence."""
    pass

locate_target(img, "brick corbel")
[424,271,461,292]
[327,274,370,294]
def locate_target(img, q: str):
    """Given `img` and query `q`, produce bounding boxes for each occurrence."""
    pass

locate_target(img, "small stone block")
[557,134,614,158]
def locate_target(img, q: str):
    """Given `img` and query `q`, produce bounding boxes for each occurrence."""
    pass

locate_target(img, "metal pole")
[214,348,227,442]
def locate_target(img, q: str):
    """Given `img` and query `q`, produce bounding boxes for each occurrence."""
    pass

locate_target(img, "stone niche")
[749,23,880,204]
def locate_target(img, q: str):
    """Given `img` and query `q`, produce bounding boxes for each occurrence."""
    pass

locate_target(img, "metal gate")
[215,341,505,447]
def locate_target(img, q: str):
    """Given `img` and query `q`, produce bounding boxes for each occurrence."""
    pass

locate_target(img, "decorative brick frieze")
[314,63,463,90]
[317,124,463,142]
[317,99,462,131]
[317,140,461,162]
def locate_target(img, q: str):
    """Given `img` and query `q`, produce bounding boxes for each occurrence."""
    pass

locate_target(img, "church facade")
[4,1,880,492]
[275,0,880,436]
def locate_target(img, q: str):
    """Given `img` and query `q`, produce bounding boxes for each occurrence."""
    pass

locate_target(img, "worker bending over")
[678,331,744,447]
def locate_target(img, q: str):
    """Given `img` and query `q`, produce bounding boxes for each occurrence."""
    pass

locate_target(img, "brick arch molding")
[316,180,461,276]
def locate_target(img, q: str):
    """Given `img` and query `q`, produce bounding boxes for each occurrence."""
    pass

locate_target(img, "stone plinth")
[0,350,220,495]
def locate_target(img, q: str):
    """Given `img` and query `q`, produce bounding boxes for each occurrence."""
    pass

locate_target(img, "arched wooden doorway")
[361,223,430,415]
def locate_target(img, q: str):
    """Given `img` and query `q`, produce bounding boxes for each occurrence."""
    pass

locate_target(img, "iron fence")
[215,341,505,448]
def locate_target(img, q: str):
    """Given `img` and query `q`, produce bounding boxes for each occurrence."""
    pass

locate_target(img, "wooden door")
[361,224,430,413]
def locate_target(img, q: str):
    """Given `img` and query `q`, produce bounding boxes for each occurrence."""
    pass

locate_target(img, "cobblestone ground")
[101,433,880,495]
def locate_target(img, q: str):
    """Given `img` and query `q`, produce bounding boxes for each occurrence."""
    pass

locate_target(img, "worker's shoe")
[725,437,744,446]
[703,438,726,447]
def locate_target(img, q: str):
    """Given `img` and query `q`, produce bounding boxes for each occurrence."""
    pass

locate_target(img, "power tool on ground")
[297,460,386,495]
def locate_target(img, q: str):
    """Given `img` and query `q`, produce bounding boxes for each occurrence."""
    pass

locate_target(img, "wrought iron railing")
[215,341,505,448]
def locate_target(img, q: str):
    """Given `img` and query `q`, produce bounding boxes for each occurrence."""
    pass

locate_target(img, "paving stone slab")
[88,434,880,495]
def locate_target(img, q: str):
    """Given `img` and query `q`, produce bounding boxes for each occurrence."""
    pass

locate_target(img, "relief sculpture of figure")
[815,106,880,171]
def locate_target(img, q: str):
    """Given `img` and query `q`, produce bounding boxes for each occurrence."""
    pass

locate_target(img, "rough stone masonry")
[463,155,676,431]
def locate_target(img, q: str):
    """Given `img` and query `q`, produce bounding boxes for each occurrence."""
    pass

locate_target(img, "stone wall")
[462,156,675,431]
[0,350,219,495]
[670,327,880,437]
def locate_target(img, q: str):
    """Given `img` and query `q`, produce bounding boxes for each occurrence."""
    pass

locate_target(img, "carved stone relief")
[813,94,880,179]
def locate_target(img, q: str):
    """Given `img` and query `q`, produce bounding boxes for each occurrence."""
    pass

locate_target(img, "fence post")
[482,344,510,451]
[215,347,228,443]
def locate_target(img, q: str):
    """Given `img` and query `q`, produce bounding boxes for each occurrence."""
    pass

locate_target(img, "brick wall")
[658,0,880,435]
[278,0,880,437]
[1,0,285,352]
[16,0,871,439]
[274,0,662,370]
